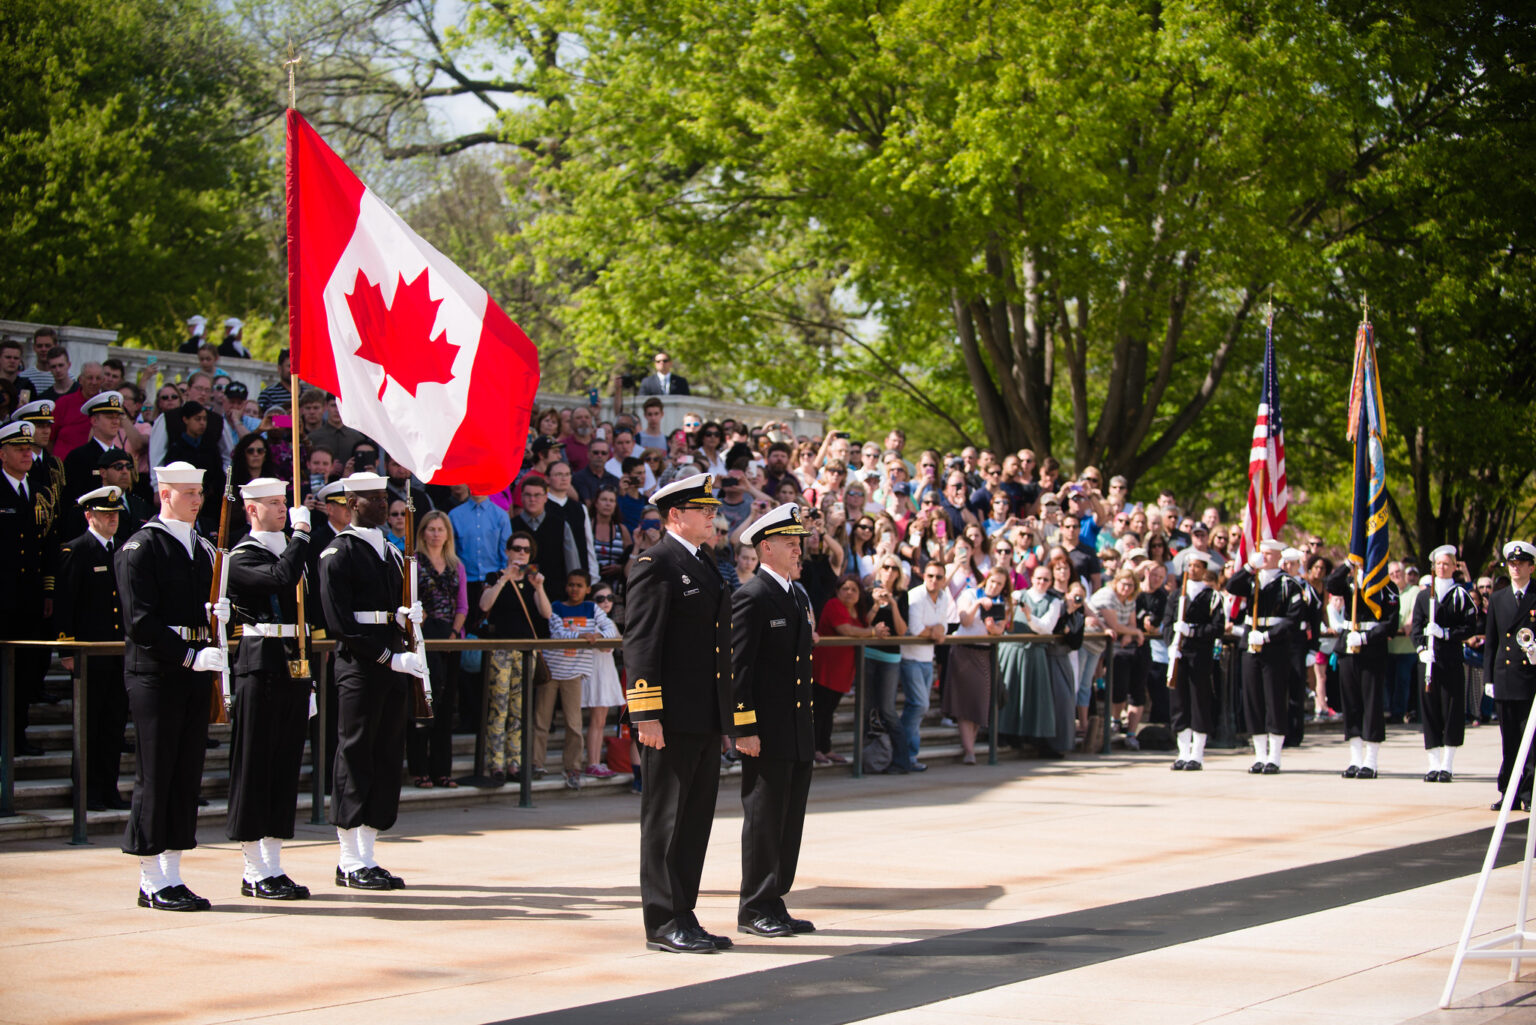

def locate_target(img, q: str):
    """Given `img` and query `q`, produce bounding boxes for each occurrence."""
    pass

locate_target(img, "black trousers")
[638,729,720,937]
[407,619,459,780]
[1169,649,1216,734]
[122,669,210,856]
[1241,649,1289,737]
[813,684,843,753]
[739,756,813,923]
[1423,662,1466,749]
[1497,696,1536,796]
[226,669,311,842]
[72,654,127,802]
[1284,650,1308,748]
[329,655,409,831]
[1339,652,1386,743]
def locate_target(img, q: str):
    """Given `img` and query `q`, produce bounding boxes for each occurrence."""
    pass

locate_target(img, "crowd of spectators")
[3,331,1511,795]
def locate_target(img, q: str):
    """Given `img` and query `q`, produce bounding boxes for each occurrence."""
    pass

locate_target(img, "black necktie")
[17,481,27,501]
[105,540,114,555]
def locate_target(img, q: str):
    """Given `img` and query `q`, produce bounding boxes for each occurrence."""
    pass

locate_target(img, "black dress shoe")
[87,799,108,812]
[163,884,211,910]
[1170,760,1187,771]
[335,866,392,891]
[699,927,733,949]
[368,865,406,889]
[778,914,815,933]
[738,914,793,938]
[1262,763,1280,775]
[645,927,719,953]
[1248,761,1265,774]
[272,874,311,899]
[1438,770,1453,783]
[242,876,307,900]
[1184,761,1202,771]
[137,886,202,912]
[1355,767,1377,779]
[1424,770,1439,782]
[1342,765,1359,778]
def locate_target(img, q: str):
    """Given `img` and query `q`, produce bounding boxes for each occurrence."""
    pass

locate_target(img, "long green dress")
[997,589,1059,743]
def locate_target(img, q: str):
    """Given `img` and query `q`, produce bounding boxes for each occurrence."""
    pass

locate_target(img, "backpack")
[862,708,893,773]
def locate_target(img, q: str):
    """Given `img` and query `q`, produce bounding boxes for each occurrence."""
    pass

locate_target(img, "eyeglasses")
[994,547,1012,556]
[509,544,532,552]
[702,430,720,438]
[1083,477,1101,485]
[105,461,132,471]
[590,449,609,458]
[655,357,671,365]
[921,498,938,507]
[855,523,873,531]
[247,447,267,455]
[157,394,178,403]
[593,593,613,603]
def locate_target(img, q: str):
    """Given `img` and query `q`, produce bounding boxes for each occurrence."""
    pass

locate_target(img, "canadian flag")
[286,109,538,493]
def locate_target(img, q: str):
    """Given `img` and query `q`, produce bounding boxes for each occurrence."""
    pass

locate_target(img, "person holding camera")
[477,532,553,786]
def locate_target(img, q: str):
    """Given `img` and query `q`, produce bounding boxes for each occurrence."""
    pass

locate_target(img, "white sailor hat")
[316,480,348,503]
[1429,544,1459,561]
[10,399,53,423]
[239,477,288,500]
[155,461,205,485]
[0,420,36,446]
[77,485,126,512]
[1259,539,1285,553]
[223,317,244,332]
[340,471,389,492]
[651,472,721,511]
[1504,540,1536,563]
[1181,548,1209,565]
[187,314,207,332]
[81,391,127,416]
[741,503,810,547]
[1281,547,1305,563]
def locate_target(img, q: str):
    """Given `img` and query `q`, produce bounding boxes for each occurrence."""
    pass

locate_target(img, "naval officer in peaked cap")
[624,472,735,953]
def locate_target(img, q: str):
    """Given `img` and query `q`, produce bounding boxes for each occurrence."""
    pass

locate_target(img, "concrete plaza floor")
[3,723,1536,1025]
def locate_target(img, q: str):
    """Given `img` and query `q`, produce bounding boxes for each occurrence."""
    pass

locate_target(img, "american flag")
[1237,310,1288,565]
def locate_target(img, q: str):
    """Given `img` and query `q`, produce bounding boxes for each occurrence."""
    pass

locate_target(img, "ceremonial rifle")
[1167,570,1190,689]
[287,372,310,679]
[401,497,433,722]
[208,470,234,723]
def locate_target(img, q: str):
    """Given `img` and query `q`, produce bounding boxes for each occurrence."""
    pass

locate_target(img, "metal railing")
[2,630,1124,842]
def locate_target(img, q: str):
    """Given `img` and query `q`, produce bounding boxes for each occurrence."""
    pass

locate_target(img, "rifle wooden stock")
[208,481,234,724]
[402,502,432,722]
[1166,573,1190,690]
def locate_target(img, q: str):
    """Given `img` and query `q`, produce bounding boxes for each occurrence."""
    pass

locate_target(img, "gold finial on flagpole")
[1361,290,1370,326]
[1264,286,1274,328]
[284,54,303,110]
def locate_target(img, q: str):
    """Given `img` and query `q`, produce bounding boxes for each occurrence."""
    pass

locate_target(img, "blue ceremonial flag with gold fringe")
[1347,317,1389,617]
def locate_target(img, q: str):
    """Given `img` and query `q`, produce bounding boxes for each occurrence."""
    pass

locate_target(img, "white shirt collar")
[347,525,387,561]
[89,526,114,549]
[156,516,197,558]
[249,530,288,557]
[666,528,699,558]
[1259,568,1281,586]
[1434,577,1455,599]
[1186,580,1209,597]
[3,470,25,494]
[759,564,792,592]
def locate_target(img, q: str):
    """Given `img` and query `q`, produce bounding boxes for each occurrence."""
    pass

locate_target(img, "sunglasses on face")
[593,593,613,602]
[509,544,531,553]
[105,461,132,471]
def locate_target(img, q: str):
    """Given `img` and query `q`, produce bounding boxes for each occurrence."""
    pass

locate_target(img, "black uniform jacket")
[26,451,64,543]
[116,519,217,673]
[318,528,408,668]
[1224,566,1305,647]
[1160,584,1226,651]
[1410,582,1481,667]
[622,532,733,734]
[228,530,311,676]
[1486,584,1536,700]
[731,571,815,761]
[53,530,123,642]
[1325,564,1401,658]
[0,472,53,616]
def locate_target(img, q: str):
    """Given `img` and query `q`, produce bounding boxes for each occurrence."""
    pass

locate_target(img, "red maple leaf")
[345,268,461,399]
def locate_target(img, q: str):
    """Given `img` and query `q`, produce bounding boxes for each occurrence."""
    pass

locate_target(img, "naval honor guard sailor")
[1411,544,1481,783]
[317,471,425,891]
[225,477,315,900]
[117,461,230,911]
[1485,540,1536,809]
[732,502,818,938]
[624,472,735,953]
[1225,538,1305,774]
[1326,559,1400,779]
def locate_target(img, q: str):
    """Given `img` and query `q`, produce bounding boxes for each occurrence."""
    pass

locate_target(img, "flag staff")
[284,52,310,679]
[1250,296,1273,640]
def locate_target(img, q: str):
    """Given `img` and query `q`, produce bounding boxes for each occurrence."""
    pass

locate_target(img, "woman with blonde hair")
[408,510,467,788]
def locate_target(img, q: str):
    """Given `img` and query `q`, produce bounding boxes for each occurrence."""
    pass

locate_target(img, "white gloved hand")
[1175,622,1194,638]
[192,647,227,673]
[390,651,427,678]
[205,598,231,627]
[1419,648,1434,665]
[289,505,312,532]
[395,602,425,629]
[1486,682,1496,699]
[1426,622,1447,640]
[1347,631,1366,650]
[1247,630,1268,650]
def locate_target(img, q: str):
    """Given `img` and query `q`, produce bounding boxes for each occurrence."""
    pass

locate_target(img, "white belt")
[170,626,211,641]
[1254,617,1285,627]
[353,611,393,624]
[244,623,301,638]
[1353,620,1380,628]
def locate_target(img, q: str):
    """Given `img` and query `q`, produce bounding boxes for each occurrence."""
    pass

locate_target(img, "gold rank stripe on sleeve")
[626,677,663,712]
[734,709,757,726]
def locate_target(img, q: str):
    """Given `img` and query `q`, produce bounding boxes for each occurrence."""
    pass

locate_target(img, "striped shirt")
[545,600,617,679]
